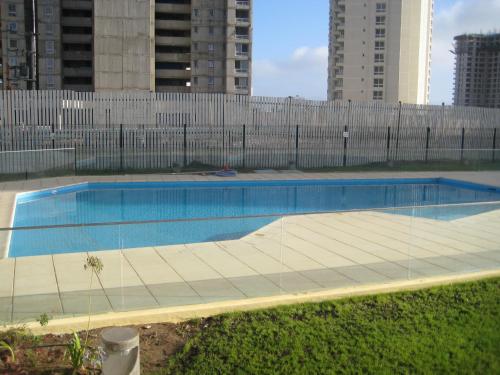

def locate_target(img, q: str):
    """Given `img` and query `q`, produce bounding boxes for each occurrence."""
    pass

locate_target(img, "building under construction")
[453,33,500,108]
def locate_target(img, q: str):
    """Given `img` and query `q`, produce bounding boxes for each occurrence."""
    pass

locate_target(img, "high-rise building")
[453,33,500,108]
[328,0,433,104]
[0,0,252,94]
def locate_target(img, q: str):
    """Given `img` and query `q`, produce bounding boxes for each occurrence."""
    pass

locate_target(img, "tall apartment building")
[328,0,433,104]
[0,0,252,94]
[453,33,500,108]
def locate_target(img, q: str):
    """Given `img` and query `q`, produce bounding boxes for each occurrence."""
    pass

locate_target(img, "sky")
[252,0,500,104]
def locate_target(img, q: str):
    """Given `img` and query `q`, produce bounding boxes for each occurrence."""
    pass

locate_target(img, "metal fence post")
[183,123,187,168]
[343,100,351,167]
[119,124,124,171]
[295,125,299,169]
[394,101,402,161]
[460,127,465,162]
[242,124,246,169]
[386,126,391,162]
[425,127,431,163]
[492,128,497,162]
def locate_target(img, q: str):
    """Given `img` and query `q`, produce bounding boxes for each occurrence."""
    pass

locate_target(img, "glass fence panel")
[0,148,76,181]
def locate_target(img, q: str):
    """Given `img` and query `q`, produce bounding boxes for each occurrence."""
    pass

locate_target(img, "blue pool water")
[8,178,500,257]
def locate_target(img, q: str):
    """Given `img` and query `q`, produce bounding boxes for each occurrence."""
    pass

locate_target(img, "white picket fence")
[0,91,499,173]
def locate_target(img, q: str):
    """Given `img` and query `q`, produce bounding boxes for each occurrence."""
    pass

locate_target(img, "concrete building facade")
[0,0,252,94]
[328,0,433,104]
[453,33,500,108]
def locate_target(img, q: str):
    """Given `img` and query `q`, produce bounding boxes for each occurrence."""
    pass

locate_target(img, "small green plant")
[0,340,15,363]
[36,313,50,327]
[66,332,85,373]
[24,348,38,368]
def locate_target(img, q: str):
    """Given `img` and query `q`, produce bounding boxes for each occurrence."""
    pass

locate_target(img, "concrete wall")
[94,0,154,91]
[37,0,62,90]
[328,0,433,104]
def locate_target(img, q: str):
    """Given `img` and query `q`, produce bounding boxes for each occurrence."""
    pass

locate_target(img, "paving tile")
[265,271,322,294]
[0,296,12,324]
[451,253,500,270]
[13,293,63,323]
[88,250,144,289]
[422,256,476,273]
[189,242,258,278]
[148,282,203,307]
[14,255,59,296]
[0,258,15,297]
[477,250,500,263]
[365,261,419,280]
[156,245,223,282]
[334,265,390,284]
[227,275,283,297]
[395,259,452,278]
[53,252,101,292]
[123,248,184,285]
[300,268,358,289]
[60,290,113,316]
[104,285,159,312]
[189,278,246,302]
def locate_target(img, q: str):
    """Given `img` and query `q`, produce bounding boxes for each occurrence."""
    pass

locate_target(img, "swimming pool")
[8,178,500,257]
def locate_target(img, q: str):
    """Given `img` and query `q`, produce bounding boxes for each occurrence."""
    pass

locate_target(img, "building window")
[209,9,214,17]
[8,3,16,17]
[47,75,55,89]
[373,91,383,100]
[194,26,198,33]
[46,40,55,55]
[193,9,199,16]
[236,43,249,56]
[8,22,17,33]
[208,60,215,69]
[193,60,198,68]
[209,26,214,35]
[376,16,385,25]
[375,41,385,50]
[193,77,198,85]
[44,6,54,18]
[46,23,54,35]
[374,78,384,88]
[374,66,384,75]
[376,3,386,12]
[193,42,198,50]
[208,76,215,85]
[208,43,215,52]
[235,60,248,72]
[374,53,384,63]
[8,57,17,67]
[375,28,385,38]
[9,39,17,49]
[46,59,55,73]
[235,77,248,88]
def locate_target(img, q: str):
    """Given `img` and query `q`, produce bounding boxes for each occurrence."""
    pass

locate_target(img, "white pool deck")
[0,171,499,324]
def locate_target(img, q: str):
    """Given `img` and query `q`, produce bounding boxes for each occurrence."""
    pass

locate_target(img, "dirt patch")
[0,321,202,374]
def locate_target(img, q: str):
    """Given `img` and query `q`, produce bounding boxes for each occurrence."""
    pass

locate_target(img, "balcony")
[155,52,191,62]
[236,0,250,9]
[63,67,92,77]
[155,3,190,14]
[61,17,92,27]
[62,34,92,43]
[156,36,190,46]
[155,69,191,79]
[61,0,92,10]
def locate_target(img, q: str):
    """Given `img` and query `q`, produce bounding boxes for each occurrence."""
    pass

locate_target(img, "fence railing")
[0,91,499,173]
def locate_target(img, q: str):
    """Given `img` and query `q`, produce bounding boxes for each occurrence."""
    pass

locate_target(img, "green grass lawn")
[160,278,500,374]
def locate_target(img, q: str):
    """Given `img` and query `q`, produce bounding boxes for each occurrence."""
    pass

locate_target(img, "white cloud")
[430,0,500,104]
[252,46,328,99]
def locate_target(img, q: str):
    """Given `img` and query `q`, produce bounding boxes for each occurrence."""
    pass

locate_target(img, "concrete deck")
[0,171,499,324]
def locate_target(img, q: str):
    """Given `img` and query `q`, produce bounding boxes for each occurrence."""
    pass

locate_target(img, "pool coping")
[4,268,499,335]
